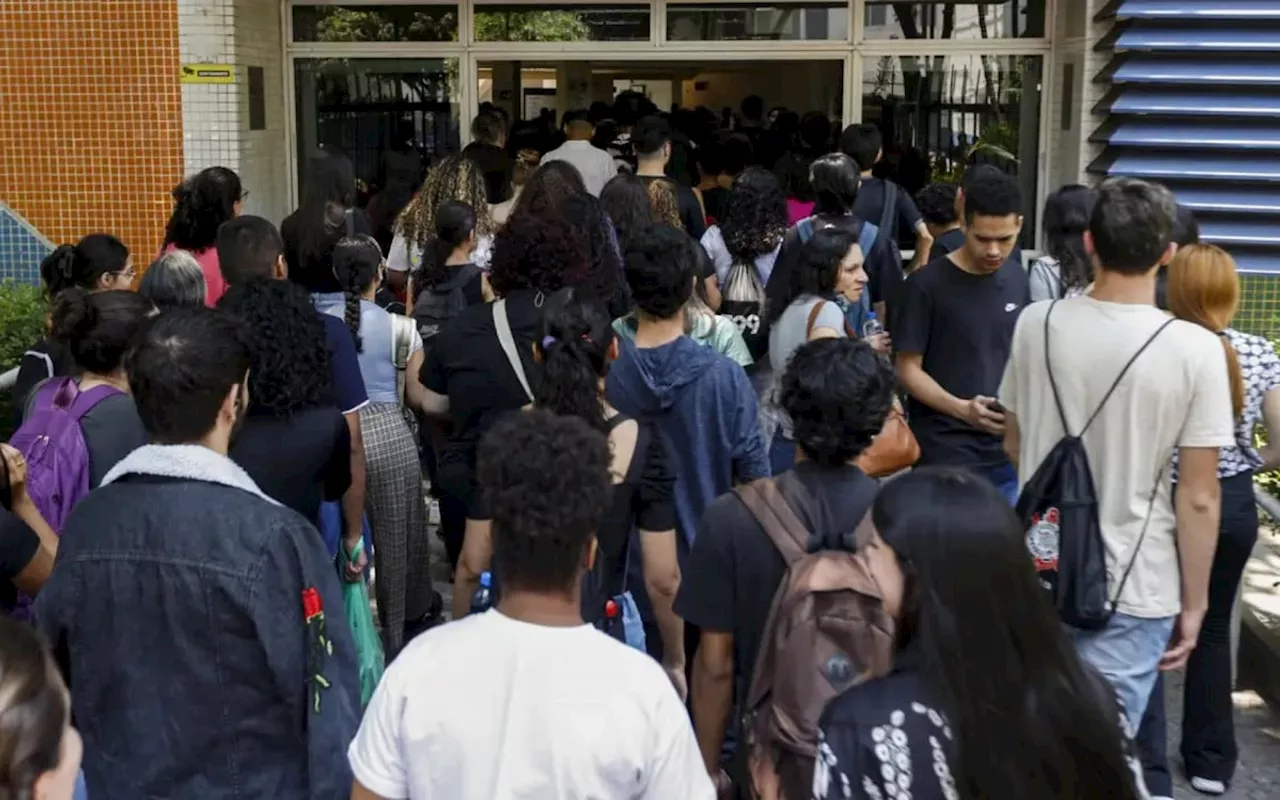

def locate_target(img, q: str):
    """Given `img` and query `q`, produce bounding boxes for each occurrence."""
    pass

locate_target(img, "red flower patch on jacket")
[303,586,332,711]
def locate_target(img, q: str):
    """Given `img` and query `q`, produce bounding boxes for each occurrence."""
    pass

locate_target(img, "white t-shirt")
[387,231,493,273]
[999,297,1234,618]
[348,610,714,800]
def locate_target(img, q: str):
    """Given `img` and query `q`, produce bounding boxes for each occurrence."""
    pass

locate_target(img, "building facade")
[0,0,1274,320]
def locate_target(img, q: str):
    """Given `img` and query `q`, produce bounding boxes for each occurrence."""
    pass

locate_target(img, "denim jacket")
[36,445,361,800]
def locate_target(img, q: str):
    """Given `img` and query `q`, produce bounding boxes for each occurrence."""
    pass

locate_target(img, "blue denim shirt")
[36,445,360,800]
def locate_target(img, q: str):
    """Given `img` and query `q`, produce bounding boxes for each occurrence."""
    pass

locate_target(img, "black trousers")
[1136,470,1258,794]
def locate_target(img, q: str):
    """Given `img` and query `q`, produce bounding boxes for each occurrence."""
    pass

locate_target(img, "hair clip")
[580,333,594,347]
[541,335,557,349]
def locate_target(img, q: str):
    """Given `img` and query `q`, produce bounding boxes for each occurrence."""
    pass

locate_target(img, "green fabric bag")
[340,539,385,706]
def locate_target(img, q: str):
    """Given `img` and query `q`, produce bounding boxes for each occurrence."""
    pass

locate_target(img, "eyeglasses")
[114,269,137,283]
[238,190,250,203]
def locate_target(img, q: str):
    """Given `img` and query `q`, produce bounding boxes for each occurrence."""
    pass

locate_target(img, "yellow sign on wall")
[180,64,235,84]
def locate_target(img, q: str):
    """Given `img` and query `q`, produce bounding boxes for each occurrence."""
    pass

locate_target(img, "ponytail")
[534,294,614,434]
[1166,243,1246,418]
[38,234,129,299]
[331,235,383,354]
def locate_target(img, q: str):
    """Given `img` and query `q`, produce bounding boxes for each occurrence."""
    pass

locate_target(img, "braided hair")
[331,235,383,353]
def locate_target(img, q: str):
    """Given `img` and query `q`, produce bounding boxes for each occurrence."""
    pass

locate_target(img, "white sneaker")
[1190,777,1227,795]
[1150,795,1174,800]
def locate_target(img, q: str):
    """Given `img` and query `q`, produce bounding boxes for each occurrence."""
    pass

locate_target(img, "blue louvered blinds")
[1090,0,1280,272]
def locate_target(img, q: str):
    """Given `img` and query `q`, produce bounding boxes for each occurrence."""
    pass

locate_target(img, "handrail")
[1255,485,1280,523]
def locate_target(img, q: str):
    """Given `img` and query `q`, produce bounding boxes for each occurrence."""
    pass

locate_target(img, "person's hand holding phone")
[963,396,1007,436]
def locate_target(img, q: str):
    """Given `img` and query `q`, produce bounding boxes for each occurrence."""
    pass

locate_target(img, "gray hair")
[1088,178,1178,275]
[140,250,207,311]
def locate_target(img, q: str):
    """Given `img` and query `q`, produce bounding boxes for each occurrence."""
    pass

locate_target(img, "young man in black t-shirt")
[840,124,933,272]
[893,168,1030,502]
[676,338,892,793]
[916,183,965,262]
[632,115,707,241]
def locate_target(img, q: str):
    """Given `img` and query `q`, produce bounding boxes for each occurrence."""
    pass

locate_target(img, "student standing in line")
[14,234,134,427]
[816,469,1148,800]
[1137,244,1280,799]
[38,308,360,800]
[330,235,437,656]
[915,182,964,262]
[633,115,707,241]
[840,124,933,272]
[894,167,1029,501]
[541,109,619,197]
[161,165,244,306]
[217,215,370,565]
[679,338,892,796]
[348,411,712,800]
[281,148,372,295]
[389,155,497,285]
[140,249,207,311]
[461,111,513,206]
[999,178,1232,738]
[1029,184,1097,302]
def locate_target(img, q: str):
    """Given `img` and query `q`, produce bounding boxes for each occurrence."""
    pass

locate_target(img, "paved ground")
[1161,673,1280,799]
[422,510,1280,798]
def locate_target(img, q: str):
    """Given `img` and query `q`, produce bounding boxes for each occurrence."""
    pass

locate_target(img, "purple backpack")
[11,377,120,532]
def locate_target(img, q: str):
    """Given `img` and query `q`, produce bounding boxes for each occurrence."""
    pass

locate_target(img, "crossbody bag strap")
[493,299,535,403]
[390,314,415,405]
[878,181,898,248]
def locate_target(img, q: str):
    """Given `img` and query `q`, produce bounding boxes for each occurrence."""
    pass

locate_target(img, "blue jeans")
[975,461,1019,505]
[1069,612,1176,733]
[74,771,88,800]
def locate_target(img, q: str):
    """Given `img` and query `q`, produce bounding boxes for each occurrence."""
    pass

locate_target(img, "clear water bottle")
[470,571,493,615]
[862,311,884,339]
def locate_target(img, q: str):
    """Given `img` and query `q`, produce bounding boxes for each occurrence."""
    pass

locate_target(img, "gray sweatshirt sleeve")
[1028,257,1062,303]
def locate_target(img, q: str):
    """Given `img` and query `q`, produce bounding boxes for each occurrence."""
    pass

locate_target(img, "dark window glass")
[293,4,459,42]
[861,54,1043,246]
[473,4,651,41]
[667,3,847,41]
[293,58,460,205]
[863,0,1046,40]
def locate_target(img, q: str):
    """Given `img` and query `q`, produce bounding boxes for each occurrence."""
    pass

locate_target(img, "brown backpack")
[736,472,896,800]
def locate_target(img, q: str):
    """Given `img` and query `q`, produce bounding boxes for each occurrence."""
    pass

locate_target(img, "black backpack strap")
[1045,302,1176,438]
[878,180,898,248]
[1079,318,1176,437]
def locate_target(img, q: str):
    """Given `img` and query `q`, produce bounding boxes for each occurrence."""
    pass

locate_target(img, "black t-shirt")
[231,406,352,527]
[853,177,922,249]
[674,463,879,693]
[639,175,707,240]
[462,142,513,205]
[702,186,730,225]
[928,228,966,262]
[281,208,373,294]
[12,339,73,429]
[893,254,1030,468]
[0,509,40,611]
[421,291,544,512]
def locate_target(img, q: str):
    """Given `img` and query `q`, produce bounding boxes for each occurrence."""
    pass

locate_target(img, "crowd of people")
[0,91,1274,800]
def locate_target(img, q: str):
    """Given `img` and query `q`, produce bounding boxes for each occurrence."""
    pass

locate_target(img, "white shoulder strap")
[493,299,534,403]
[390,313,415,405]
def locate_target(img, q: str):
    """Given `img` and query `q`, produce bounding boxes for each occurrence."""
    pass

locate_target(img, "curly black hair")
[488,213,590,297]
[163,166,243,252]
[782,338,895,468]
[512,160,587,221]
[535,293,616,434]
[477,409,612,594]
[766,225,860,326]
[601,173,656,253]
[916,183,959,226]
[561,194,624,314]
[721,167,788,265]
[624,224,697,320]
[217,279,333,418]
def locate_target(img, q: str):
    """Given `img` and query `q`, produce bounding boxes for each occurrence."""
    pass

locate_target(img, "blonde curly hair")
[396,154,495,247]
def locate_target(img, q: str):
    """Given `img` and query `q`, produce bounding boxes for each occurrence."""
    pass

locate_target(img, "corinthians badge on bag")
[1027,507,1061,587]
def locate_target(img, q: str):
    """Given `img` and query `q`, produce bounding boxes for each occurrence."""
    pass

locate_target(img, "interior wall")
[681,62,844,119]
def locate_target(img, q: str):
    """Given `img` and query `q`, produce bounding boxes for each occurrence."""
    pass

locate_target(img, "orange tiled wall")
[0,0,184,270]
